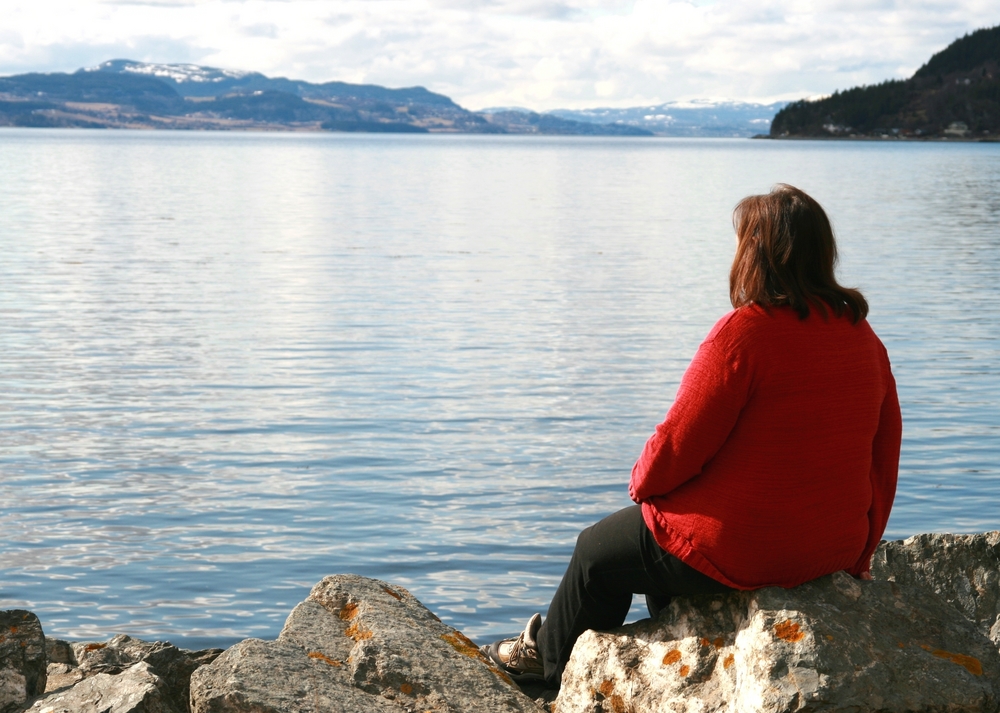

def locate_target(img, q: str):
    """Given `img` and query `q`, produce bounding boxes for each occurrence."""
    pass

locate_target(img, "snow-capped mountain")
[86,59,252,84]
[549,100,789,137]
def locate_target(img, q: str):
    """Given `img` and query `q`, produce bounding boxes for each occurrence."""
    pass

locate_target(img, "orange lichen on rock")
[662,649,682,665]
[598,679,615,697]
[700,638,710,648]
[713,637,724,649]
[679,665,690,677]
[400,683,413,695]
[339,602,360,620]
[723,654,735,669]
[84,643,107,652]
[308,651,343,667]
[609,693,626,713]
[345,622,373,641]
[382,587,403,601]
[773,620,805,642]
[898,642,906,649]
[931,649,983,676]
[440,631,483,660]
[9,626,17,634]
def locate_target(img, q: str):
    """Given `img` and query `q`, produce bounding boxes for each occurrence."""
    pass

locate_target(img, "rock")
[555,571,1000,713]
[874,531,1000,647]
[0,610,46,713]
[42,641,72,667]
[30,634,221,712]
[190,574,541,713]
[25,661,172,713]
[64,634,222,712]
[42,664,84,695]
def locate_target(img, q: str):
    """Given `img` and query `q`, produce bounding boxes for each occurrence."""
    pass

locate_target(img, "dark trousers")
[535,505,733,687]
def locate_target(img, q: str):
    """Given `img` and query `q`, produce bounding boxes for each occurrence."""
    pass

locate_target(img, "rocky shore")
[3,532,999,713]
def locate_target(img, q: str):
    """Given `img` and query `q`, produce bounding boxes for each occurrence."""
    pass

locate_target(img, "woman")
[482,184,902,689]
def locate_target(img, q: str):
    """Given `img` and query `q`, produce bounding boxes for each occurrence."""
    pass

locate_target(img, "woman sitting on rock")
[482,184,903,690]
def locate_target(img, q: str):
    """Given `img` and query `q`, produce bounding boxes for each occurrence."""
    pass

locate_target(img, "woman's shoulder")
[704,305,771,343]
[706,304,883,348]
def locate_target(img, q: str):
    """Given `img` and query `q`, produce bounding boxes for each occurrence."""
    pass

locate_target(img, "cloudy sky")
[1,1,996,110]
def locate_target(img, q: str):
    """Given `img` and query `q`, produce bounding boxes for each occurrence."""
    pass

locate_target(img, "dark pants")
[535,505,733,687]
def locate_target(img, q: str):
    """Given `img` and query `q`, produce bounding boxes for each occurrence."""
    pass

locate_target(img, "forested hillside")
[771,24,1000,139]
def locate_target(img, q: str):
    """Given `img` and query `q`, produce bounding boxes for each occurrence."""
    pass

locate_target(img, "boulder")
[555,571,1000,713]
[0,610,46,713]
[190,574,541,713]
[874,532,1000,647]
[25,661,172,713]
[66,634,222,712]
[29,634,221,713]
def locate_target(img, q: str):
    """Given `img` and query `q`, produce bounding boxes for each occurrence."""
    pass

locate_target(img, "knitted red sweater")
[629,304,901,589]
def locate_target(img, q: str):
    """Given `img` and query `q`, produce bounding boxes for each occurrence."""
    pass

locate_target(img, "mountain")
[545,100,789,137]
[771,24,1000,139]
[87,60,461,108]
[0,60,648,136]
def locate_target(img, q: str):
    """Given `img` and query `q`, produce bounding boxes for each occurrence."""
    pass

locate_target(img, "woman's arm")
[847,364,902,577]
[629,331,750,503]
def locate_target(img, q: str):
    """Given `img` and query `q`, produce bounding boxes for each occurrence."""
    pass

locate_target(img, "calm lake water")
[1,130,998,648]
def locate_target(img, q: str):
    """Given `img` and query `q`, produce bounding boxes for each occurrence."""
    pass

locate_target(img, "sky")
[0,1,997,111]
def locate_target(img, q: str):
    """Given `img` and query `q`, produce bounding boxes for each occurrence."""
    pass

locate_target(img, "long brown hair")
[730,184,868,323]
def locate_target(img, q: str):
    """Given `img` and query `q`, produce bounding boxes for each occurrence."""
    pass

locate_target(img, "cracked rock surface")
[25,661,171,713]
[874,531,1000,647]
[22,634,221,713]
[555,570,1000,713]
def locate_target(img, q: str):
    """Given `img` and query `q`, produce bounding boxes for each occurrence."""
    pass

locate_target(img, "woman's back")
[631,304,901,589]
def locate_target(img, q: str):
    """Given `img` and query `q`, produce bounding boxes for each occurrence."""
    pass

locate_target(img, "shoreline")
[758,133,1000,142]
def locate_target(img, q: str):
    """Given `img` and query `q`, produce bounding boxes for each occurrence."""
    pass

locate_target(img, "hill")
[0,61,649,136]
[546,100,789,137]
[771,24,1000,139]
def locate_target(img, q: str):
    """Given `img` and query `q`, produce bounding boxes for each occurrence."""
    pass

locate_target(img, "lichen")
[345,622,372,641]
[930,649,983,676]
[662,649,682,665]
[307,651,342,667]
[773,620,805,642]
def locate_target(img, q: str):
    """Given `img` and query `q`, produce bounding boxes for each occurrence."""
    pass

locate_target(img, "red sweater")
[629,305,901,590]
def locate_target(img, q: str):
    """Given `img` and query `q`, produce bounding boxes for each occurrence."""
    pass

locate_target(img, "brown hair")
[730,184,868,323]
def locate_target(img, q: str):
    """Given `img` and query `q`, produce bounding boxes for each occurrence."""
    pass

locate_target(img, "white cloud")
[0,0,996,110]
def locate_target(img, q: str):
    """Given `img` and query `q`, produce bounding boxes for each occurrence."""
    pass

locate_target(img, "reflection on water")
[1,131,998,646]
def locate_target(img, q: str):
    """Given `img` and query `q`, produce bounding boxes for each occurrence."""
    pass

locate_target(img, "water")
[1,130,998,649]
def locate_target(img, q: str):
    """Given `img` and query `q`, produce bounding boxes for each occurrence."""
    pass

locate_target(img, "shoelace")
[507,632,537,668]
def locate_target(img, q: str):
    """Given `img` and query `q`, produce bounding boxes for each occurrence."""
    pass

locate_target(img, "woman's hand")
[858,571,873,581]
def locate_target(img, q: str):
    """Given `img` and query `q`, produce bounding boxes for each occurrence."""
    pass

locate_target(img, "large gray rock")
[0,610,46,713]
[25,661,172,713]
[555,571,1000,713]
[874,531,1000,647]
[190,574,540,713]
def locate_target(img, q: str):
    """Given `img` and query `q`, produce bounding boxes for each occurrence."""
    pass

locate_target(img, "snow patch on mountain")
[86,60,251,84]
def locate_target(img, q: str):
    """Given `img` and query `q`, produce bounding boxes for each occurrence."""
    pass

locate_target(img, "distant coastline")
[0,60,780,138]
[756,133,999,142]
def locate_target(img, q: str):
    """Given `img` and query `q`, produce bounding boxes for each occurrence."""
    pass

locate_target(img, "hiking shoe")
[480,613,545,682]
